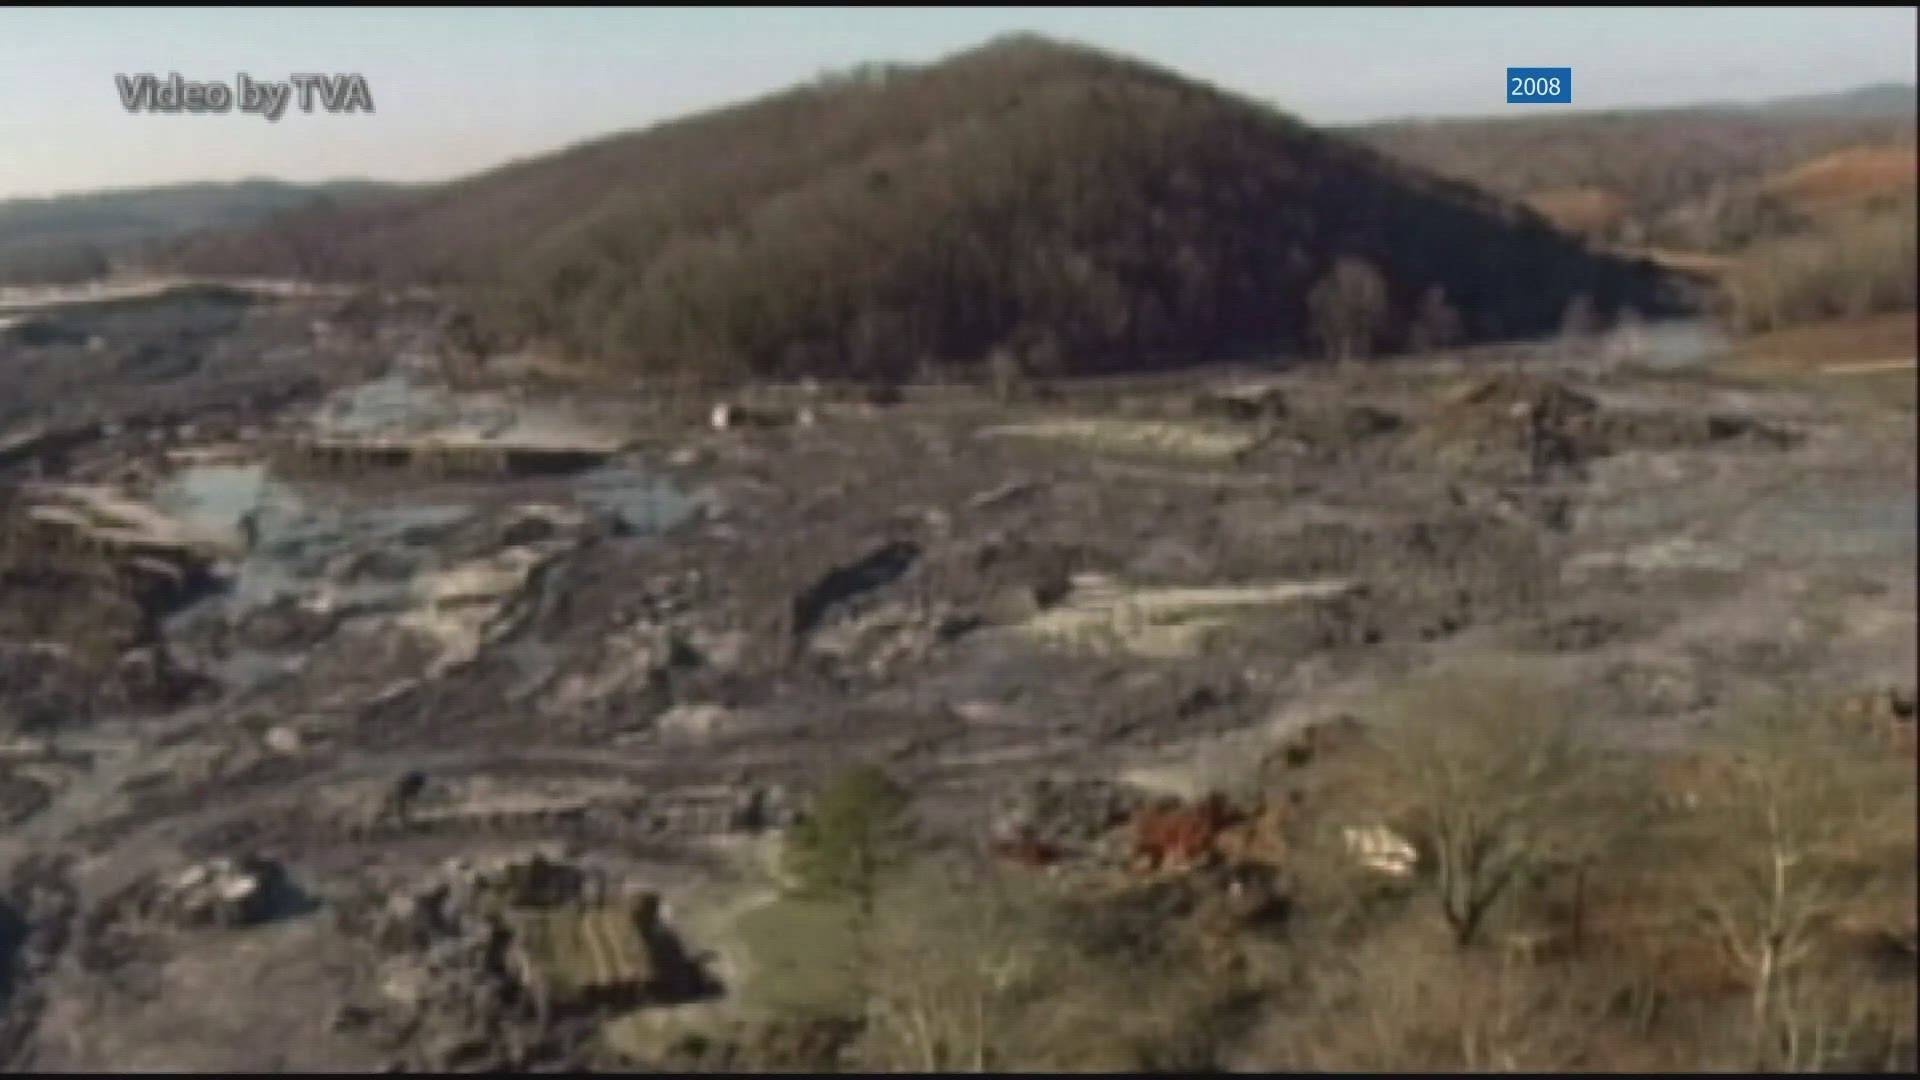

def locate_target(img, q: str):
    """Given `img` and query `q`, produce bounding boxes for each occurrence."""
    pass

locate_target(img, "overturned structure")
[273,426,625,479]
[503,895,693,1017]
[274,376,629,479]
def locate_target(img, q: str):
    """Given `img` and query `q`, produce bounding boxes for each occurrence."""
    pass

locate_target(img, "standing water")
[150,366,697,690]
[1610,319,1734,372]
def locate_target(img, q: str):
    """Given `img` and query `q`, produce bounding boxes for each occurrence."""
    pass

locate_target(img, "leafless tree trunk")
[1308,257,1391,363]
[1671,698,1917,1070]
[1364,674,1643,951]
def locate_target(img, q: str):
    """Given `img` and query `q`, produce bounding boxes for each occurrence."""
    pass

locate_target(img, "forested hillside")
[169,36,1674,381]
[0,179,394,285]
[1353,86,1915,250]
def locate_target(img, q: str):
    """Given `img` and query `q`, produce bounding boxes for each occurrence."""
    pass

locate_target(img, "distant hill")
[1759,82,1917,119]
[1765,145,1918,210]
[0,179,399,285]
[169,36,1673,382]
[1353,83,1915,251]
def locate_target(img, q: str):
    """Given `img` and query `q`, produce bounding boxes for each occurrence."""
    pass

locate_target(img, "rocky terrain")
[0,285,1912,1070]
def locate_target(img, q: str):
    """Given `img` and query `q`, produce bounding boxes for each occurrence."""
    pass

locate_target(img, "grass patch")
[1733,311,1917,369]
[1018,578,1355,658]
[981,418,1264,462]
[1767,146,1919,209]
[600,1004,722,1066]
[1793,364,1919,412]
[1717,312,1918,410]
[730,896,865,1016]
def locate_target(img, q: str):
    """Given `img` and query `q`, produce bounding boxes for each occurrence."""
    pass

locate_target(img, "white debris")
[656,703,736,741]
[1341,824,1419,877]
[264,725,305,755]
[152,855,283,928]
[710,401,806,431]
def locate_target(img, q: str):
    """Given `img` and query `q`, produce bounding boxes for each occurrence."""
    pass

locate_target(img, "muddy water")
[155,463,471,616]
[149,372,696,691]
[574,465,693,532]
[1613,319,1733,371]
[151,463,468,689]
[316,372,490,436]
[312,369,619,452]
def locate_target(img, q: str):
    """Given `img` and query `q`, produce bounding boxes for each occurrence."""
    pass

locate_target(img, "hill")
[167,36,1673,383]
[1353,85,1916,251]
[1761,82,1918,119]
[1765,145,1918,210]
[0,178,398,286]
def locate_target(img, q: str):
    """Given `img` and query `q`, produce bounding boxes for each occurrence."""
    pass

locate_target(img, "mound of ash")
[0,513,213,725]
[1411,373,1799,479]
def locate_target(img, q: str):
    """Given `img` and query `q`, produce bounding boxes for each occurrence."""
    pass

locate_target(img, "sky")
[2,5,1914,200]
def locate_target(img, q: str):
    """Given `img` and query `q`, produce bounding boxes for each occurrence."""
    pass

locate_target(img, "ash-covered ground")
[0,288,1912,1070]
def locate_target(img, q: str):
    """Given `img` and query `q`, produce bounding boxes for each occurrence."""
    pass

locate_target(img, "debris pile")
[0,612,204,728]
[1418,373,1607,477]
[0,482,232,719]
[1129,794,1240,874]
[139,854,289,929]
[1339,825,1419,877]
[1834,685,1917,750]
[1191,382,1290,422]
[1416,372,1800,478]
[1126,793,1290,876]
[397,505,590,674]
[0,420,102,477]
[990,776,1146,866]
[280,383,628,479]
[710,401,817,431]
[1281,402,1405,452]
[335,851,714,1069]
[1261,713,1370,773]
[807,599,981,678]
[0,487,225,633]
[544,617,702,719]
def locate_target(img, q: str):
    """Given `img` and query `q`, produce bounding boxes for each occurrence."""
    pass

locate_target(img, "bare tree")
[850,859,1237,1072]
[1560,292,1601,339]
[858,883,1034,1071]
[1663,697,1917,1068]
[1307,257,1392,362]
[852,863,1091,1071]
[1607,304,1649,363]
[1407,285,1464,353]
[1236,912,1621,1072]
[1361,673,1642,951]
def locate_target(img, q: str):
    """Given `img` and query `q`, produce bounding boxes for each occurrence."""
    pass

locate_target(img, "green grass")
[730,896,865,1016]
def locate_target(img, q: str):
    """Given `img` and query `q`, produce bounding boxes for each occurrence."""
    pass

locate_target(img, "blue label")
[1507,67,1572,104]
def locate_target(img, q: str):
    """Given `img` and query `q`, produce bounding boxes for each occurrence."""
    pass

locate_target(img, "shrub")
[780,765,914,914]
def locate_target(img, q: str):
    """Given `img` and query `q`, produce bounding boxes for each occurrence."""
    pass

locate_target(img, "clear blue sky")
[2,5,1913,200]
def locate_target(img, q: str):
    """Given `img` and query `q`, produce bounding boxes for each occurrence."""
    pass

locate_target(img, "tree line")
[170,36,1675,383]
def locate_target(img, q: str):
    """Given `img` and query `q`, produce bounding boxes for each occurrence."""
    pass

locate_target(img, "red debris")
[1129,793,1239,872]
